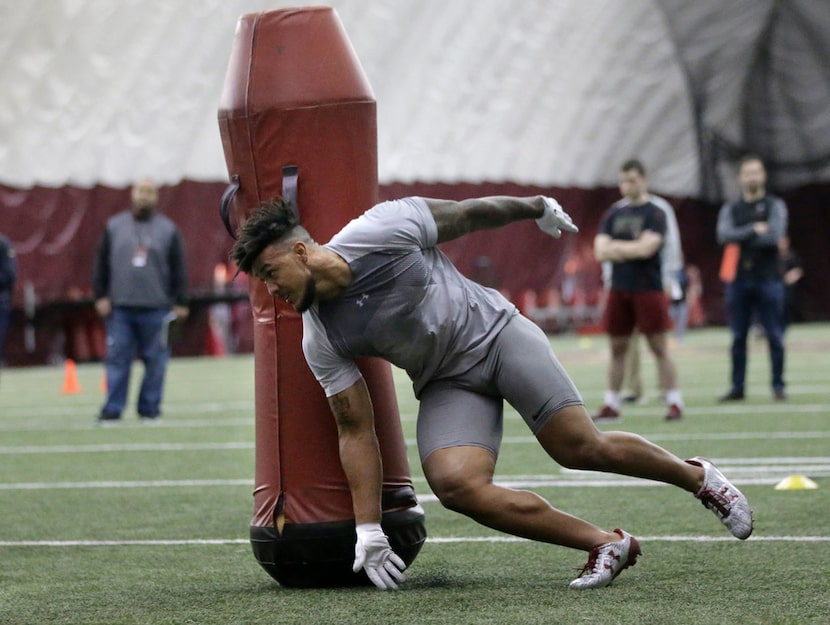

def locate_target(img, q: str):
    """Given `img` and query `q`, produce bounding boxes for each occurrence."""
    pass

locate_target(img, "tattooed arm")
[424,196,548,243]
[327,376,383,525]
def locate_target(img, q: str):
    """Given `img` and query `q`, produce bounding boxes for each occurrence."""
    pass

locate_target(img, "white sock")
[604,390,621,410]
[666,389,684,407]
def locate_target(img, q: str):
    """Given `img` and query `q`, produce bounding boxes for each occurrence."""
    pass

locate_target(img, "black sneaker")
[717,389,744,402]
[96,413,122,426]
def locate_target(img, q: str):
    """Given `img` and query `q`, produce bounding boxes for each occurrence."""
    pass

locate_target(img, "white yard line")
[426,535,830,543]
[1,400,826,427]
[2,432,829,454]
[0,535,826,548]
[0,479,252,490]
[0,401,255,421]
[0,417,253,432]
[496,431,830,445]
[0,442,255,454]
[1,464,826,492]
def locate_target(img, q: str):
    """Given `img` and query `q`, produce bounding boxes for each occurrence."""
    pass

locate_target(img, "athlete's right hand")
[536,196,579,238]
[353,523,406,590]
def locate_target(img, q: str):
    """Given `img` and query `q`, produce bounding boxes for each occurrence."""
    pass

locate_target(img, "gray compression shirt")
[302,197,517,397]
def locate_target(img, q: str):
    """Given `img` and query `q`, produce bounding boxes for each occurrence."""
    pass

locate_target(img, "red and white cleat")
[569,529,642,590]
[687,456,754,539]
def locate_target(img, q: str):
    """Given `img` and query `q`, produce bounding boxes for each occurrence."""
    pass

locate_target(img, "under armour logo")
[356,293,369,307]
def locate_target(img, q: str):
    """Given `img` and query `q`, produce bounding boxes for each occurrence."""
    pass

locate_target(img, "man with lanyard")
[230,194,752,590]
[717,155,788,401]
[92,179,189,423]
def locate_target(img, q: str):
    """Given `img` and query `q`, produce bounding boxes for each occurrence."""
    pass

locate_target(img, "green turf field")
[1,324,828,625]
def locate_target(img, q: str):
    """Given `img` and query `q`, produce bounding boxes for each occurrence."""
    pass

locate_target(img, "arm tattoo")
[432,209,468,242]
[329,394,351,421]
[430,197,542,243]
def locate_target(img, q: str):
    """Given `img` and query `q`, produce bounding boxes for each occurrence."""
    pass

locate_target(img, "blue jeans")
[0,305,10,367]
[101,307,171,417]
[725,279,785,393]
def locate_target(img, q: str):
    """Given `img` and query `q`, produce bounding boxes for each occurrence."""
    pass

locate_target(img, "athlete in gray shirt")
[231,195,753,590]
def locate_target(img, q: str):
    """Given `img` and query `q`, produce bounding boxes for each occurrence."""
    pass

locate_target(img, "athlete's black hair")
[230,197,312,274]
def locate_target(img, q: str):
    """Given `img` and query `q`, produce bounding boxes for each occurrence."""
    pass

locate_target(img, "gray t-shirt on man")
[302,197,517,398]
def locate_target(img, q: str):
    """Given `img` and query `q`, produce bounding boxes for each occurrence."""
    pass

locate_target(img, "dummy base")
[251,492,427,588]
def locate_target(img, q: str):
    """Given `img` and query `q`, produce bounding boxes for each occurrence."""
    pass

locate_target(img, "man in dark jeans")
[0,233,18,382]
[92,179,189,423]
[717,155,788,402]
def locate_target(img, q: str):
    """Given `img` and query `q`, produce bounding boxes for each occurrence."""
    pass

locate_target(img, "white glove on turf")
[536,196,579,238]
[353,523,407,590]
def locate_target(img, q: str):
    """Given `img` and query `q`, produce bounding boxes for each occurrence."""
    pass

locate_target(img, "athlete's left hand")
[536,197,579,238]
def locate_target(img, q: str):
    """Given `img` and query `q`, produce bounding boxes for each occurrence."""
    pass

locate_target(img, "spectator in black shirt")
[0,233,18,378]
[716,155,788,402]
[778,235,803,329]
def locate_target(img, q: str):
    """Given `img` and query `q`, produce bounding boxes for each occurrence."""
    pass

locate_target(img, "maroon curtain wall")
[0,180,236,365]
[0,180,232,303]
[1,180,827,365]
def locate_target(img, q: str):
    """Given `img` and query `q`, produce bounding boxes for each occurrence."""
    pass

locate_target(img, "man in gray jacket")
[92,179,189,422]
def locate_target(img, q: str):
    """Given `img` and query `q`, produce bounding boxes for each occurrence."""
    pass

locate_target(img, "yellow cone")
[774,475,818,490]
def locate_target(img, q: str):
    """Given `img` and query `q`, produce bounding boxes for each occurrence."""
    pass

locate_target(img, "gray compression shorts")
[416,313,583,462]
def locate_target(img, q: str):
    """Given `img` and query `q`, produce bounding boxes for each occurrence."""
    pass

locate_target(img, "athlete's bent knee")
[539,407,609,471]
[555,437,609,472]
[431,476,487,515]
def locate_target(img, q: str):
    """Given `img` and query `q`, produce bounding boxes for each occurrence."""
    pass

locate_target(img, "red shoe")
[664,404,683,421]
[592,405,620,423]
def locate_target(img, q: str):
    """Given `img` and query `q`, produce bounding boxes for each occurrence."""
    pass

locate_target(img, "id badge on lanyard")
[132,245,148,267]
[133,220,152,267]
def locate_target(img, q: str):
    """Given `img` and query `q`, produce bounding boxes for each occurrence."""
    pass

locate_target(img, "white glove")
[353,523,406,590]
[536,196,579,238]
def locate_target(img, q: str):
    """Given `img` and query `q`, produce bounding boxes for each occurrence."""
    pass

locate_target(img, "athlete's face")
[252,242,316,313]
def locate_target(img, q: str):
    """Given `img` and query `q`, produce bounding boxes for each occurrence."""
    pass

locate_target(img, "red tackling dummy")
[218,7,425,587]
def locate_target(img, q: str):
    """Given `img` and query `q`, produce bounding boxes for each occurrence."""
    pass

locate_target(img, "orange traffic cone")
[205,321,227,357]
[61,359,83,394]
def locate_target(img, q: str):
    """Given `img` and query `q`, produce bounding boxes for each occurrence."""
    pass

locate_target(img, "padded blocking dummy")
[217,7,426,587]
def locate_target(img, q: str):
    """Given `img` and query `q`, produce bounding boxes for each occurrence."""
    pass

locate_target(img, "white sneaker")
[569,529,642,590]
[687,456,753,540]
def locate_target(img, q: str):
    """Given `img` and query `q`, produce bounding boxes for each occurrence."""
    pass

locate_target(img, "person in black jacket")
[92,179,189,423]
[716,155,788,402]
[0,233,18,376]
